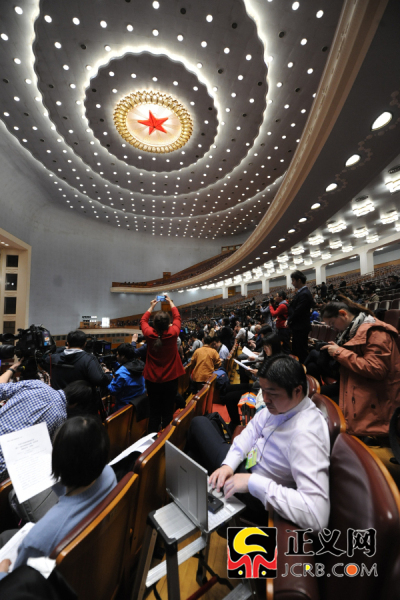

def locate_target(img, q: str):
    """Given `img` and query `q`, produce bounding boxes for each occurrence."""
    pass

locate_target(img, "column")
[240,282,248,297]
[359,249,374,275]
[286,273,292,289]
[315,264,326,285]
[222,285,228,299]
[261,278,270,294]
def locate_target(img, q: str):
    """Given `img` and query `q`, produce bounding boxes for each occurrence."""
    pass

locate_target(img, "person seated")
[190,336,222,392]
[103,343,146,412]
[0,368,98,483]
[220,334,282,430]
[211,333,230,369]
[0,416,117,579]
[187,356,330,530]
[320,299,400,439]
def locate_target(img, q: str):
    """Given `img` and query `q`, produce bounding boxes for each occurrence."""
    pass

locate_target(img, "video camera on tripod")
[0,324,56,379]
[84,337,116,370]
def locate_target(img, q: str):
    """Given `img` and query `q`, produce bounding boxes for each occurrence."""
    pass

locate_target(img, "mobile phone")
[157,295,166,302]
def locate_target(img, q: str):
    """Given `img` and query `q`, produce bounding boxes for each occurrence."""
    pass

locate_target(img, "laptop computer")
[165,441,245,534]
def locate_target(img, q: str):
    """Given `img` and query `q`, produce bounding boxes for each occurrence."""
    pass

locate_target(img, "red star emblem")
[137,110,169,135]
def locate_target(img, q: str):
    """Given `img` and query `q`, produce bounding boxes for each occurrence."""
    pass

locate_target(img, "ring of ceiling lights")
[113,91,193,154]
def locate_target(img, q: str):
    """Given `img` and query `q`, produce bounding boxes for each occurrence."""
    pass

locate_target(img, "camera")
[0,324,56,361]
[85,337,116,369]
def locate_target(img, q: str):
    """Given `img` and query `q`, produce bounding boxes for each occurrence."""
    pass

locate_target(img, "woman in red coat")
[140,293,185,432]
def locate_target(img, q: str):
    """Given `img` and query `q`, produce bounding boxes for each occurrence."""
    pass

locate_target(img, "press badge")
[246,447,258,469]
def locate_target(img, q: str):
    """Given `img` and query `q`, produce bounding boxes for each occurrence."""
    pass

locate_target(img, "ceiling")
[0,0,399,291]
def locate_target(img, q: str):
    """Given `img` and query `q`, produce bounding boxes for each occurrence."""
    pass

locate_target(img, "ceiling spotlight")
[354,226,369,238]
[277,82,283,87]
[386,178,400,193]
[206,14,213,22]
[1,33,9,40]
[327,220,346,233]
[352,197,374,216]
[224,47,230,53]
[104,45,111,51]
[63,64,69,70]
[345,154,361,167]
[371,111,392,131]
[288,228,296,233]
[127,24,133,31]
[44,15,52,22]
[316,10,324,18]
[300,38,307,45]
[72,17,80,25]
[197,62,203,68]
[246,54,252,60]
[130,73,136,78]
[153,1,160,8]
[325,183,337,192]
[292,1,300,9]
[299,217,307,222]
[14,6,23,14]
[25,78,31,84]
[100,20,107,27]
[152,29,159,36]
[177,34,183,41]
[288,62,294,68]
[309,234,324,245]
[13,58,21,64]
[311,203,320,210]
[381,210,398,224]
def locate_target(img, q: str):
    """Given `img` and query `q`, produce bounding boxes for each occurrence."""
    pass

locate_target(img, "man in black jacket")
[44,330,110,390]
[287,270,314,363]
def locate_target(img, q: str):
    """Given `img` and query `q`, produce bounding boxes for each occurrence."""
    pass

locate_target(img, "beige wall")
[0,228,31,335]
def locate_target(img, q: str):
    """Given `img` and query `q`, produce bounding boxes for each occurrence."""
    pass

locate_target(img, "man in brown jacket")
[321,301,400,438]
[190,336,222,392]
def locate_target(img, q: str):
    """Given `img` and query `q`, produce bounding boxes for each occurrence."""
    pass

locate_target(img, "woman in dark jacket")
[140,293,185,432]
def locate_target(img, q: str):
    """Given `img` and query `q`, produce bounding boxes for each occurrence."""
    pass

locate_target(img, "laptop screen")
[165,441,208,532]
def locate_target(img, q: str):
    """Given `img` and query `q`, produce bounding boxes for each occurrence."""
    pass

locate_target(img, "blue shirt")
[0,381,67,480]
[108,364,146,410]
[0,465,117,580]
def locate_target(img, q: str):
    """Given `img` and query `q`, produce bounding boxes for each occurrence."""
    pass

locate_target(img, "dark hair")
[52,416,109,487]
[321,297,374,319]
[197,329,205,341]
[277,291,287,300]
[260,325,273,335]
[391,275,399,282]
[67,330,87,348]
[153,311,171,351]
[116,343,135,360]
[290,270,307,284]
[367,283,376,292]
[223,317,230,327]
[204,335,213,345]
[258,355,307,397]
[191,332,198,339]
[64,380,98,418]
[261,334,281,357]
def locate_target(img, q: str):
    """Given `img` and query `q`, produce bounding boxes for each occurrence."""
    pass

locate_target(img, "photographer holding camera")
[44,330,110,390]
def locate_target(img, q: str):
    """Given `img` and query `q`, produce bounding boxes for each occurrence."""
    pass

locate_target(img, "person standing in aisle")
[140,293,185,433]
[287,271,314,363]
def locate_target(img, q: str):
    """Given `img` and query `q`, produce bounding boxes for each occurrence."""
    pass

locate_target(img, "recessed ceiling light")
[63,64,69,70]
[13,96,20,101]
[15,6,23,14]
[153,1,160,8]
[288,229,296,233]
[307,68,313,74]
[292,2,300,9]
[127,24,133,31]
[326,183,337,192]
[277,82,282,87]
[44,15,52,22]
[371,111,392,130]
[345,154,361,167]
[104,45,111,51]
[300,38,307,45]
[72,17,80,25]
[246,54,252,60]
[14,58,21,64]
[86,65,92,70]
[238,75,243,80]
[224,47,230,53]
[100,20,107,27]
[316,10,324,18]
[177,34,184,41]
[311,203,320,209]
[130,73,136,79]
[201,41,207,47]
[288,62,293,68]
[299,217,307,222]
[1,33,8,40]
[197,62,203,68]
[152,29,159,36]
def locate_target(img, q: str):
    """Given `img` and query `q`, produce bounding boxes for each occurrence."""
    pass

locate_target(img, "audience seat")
[131,425,175,564]
[104,404,133,461]
[367,302,379,311]
[205,374,217,414]
[193,385,210,417]
[306,374,320,397]
[170,399,197,450]
[178,362,194,397]
[379,300,392,310]
[384,309,400,333]
[0,478,15,534]
[391,299,400,310]
[310,393,346,450]
[51,473,139,600]
[268,433,400,600]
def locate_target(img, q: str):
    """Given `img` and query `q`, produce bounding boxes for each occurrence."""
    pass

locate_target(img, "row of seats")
[309,323,337,343]
[367,299,400,310]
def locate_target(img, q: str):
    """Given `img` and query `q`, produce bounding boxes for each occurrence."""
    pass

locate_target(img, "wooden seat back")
[0,478,15,534]
[104,404,133,461]
[193,385,209,417]
[306,374,320,397]
[205,374,217,413]
[311,393,346,450]
[131,426,175,563]
[51,473,138,600]
[170,399,197,450]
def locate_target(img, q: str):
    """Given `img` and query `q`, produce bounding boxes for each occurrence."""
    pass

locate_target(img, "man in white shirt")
[187,355,330,531]
[211,333,230,368]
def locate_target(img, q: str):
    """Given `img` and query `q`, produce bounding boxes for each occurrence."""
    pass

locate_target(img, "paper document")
[0,523,35,570]
[242,347,258,360]
[109,432,157,466]
[0,423,55,503]
[233,358,252,371]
